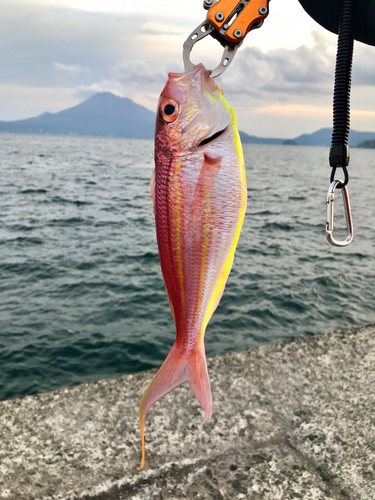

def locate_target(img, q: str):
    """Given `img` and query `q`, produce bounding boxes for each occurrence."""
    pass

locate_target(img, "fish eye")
[160,99,178,123]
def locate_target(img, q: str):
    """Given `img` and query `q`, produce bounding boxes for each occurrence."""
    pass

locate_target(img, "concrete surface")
[0,325,374,500]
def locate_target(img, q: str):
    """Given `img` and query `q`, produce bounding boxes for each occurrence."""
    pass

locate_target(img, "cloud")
[111,59,166,85]
[220,30,375,109]
[352,44,375,86]
[215,31,375,136]
[74,59,169,112]
[75,59,167,96]
[53,62,90,74]
[221,31,334,105]
[28,0,204,20]
[0,1,183,88]
[76,80,126,99]
[0,0,373,136]
[0,84,82,120]
[140,21,185,37]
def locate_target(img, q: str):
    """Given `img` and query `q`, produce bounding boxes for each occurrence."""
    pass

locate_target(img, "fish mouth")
[198,126,228,147]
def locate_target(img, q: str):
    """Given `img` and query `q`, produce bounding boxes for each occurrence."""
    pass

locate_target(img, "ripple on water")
[1,137,375,400]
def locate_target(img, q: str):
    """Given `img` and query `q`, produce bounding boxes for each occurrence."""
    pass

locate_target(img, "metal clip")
[183,0,269,78]
[326,180,354,247]
[183,21,242,78]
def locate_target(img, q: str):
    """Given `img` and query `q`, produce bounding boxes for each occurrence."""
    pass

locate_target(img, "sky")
[0,0,374,138]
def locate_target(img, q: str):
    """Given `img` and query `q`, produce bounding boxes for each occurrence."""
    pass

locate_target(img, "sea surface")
[1,133,374,401]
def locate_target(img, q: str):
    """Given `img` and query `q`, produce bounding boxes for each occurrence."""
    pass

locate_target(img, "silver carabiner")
[326,180,354,247]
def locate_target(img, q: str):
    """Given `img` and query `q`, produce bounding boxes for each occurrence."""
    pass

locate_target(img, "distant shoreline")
[1,92,374,147]
[1,131,375,148]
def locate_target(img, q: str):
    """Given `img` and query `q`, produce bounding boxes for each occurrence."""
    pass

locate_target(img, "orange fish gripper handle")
[206,0,270,43]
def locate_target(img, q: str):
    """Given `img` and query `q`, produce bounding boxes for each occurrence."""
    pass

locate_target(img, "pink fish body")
[138,64,247,469]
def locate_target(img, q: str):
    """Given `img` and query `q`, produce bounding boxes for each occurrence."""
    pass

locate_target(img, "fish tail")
[137,339,212,470]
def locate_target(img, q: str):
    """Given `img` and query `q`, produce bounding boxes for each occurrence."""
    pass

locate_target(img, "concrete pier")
[0,325,374,499]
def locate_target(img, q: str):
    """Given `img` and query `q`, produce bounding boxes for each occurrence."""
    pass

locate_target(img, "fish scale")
[138,64,247,469]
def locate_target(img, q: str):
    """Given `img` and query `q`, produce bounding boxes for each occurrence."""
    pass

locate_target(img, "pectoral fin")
[191,153,221,218]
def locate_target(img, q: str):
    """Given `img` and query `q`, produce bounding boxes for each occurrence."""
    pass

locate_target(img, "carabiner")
[326,180,354,247]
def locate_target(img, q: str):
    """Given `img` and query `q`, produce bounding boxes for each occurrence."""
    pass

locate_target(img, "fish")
[137,63,247,470]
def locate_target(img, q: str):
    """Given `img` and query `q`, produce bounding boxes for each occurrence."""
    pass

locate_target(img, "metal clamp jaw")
[183,0,270,77]
[183,21,242,78]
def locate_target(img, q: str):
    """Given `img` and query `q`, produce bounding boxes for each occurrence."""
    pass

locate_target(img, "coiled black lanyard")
[326,0,354,247]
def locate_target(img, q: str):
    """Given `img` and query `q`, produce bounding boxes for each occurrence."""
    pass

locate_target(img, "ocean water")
[1,133,374,401]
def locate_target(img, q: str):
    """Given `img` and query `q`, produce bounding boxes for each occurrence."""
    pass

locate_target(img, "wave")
[1,135,375,401]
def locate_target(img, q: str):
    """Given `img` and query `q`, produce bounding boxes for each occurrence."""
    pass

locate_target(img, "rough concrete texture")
[0,325,374,500]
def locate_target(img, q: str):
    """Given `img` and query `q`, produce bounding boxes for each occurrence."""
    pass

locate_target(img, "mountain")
[357,140,375,149]
[0,93,156,139]
[239,131,284,145]
[240,128,375,147]
[0,96,286,142]
[0,95,374,147]
[293,128,375,147]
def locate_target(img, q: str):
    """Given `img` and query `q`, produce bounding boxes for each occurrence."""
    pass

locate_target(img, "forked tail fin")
[137,340,212,470]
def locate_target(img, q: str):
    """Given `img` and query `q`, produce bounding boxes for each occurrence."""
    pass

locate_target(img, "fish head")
[155,64,232,153]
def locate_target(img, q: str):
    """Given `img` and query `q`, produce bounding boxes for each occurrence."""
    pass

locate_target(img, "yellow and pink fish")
[138,63,247,470]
